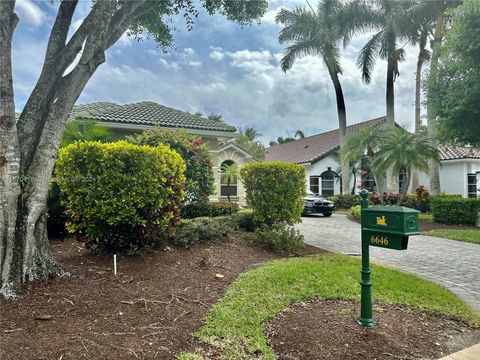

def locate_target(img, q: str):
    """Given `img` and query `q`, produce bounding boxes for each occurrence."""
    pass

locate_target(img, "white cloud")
[183,48,195,56]
[261,6,285,25]
[159,58,181,72]
[15,0,46,27]
[209,47,225,62]
[189,61,202,67]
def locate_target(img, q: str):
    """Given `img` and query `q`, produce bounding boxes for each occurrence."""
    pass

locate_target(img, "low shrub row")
[328,194,360,209]
[253,224,304,253]
[172,210,257,248]
[181,201,239,219]
[348,204,362,221]
[431,196,480,225]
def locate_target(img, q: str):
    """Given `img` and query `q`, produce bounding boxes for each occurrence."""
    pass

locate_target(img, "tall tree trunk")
[427,15,444,196]
[385,54,398,193]
[1,1,121,297]
[411,28,428,191]
[330,71,350,195]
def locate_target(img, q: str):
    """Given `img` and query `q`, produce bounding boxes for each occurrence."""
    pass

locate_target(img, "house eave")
[98,121,237,139]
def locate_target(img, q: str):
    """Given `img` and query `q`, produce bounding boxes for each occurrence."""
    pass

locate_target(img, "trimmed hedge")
[431,196,480,225]
[172,215,239,248]
[182,201,239,219]
[349,204,362,221]
[56,141,185,253]
[240,161,306,226]
[328,194,360,209]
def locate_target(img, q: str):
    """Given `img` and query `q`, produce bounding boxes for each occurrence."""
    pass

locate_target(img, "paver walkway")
[297,214,480,311]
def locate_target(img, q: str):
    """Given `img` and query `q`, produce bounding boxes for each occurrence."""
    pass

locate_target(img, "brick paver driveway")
[297,214,480,311]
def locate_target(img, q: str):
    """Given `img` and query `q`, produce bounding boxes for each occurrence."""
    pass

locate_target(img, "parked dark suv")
[303,190,335,217]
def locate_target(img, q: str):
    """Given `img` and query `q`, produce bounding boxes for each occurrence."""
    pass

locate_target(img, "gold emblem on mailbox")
[376,216,387,226]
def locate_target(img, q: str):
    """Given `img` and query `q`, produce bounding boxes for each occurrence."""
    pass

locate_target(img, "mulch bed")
[0,233,320,360]
[267,299,480,360]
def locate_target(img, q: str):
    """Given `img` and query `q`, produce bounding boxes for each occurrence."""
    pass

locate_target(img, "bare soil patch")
[267,299,480,360]
[0,233,320,360]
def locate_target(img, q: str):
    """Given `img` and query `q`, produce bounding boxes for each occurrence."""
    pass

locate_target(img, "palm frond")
[280,40,322,72]
[356,30,384,84]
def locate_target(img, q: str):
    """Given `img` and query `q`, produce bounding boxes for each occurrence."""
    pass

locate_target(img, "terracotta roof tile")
[265,117,386,164]
[265,117,480,163]
[438,145,480,160]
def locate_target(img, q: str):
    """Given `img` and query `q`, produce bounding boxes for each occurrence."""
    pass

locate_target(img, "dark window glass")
[310,176,319,195]
[321,172,334,196]
[468,174,478,198]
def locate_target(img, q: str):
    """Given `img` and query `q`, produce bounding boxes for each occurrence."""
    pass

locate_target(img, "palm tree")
[345,0,419,192]
[340,124,387,202]
[295,130,305,139]
[269,136,295,146]
[411,25,430,190]
[238,127,262,141]
[221,162,239,203]
[373,127,440,205]
[276,0,350,195]
[60,120,111,148]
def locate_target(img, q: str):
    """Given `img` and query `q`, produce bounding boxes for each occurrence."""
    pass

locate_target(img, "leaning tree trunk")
[427,15,444,196]
[411,28,428,191]
[330,71,350,195]
[0,0,138,297]
[385,54,398,194]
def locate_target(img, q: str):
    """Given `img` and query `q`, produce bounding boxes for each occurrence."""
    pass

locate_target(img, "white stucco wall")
[304,154,353,195]
[306,155,480,198]
[414,159,480,197]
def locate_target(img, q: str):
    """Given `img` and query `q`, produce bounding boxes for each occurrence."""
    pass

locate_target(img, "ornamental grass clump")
[56,141,185,253]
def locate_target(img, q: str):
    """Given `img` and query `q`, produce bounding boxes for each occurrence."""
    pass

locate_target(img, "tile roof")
[265,117,480,164]
[438,145,480,160]
[265,117,387,164]
[71,101,237,132]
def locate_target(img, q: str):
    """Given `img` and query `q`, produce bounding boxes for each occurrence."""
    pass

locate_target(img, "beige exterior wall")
[210,145,254,206]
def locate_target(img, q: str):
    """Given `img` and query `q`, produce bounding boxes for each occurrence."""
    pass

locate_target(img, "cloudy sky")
[12,0,422,144]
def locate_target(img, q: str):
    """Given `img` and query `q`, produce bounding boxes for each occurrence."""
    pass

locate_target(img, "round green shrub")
[240,161,306,226]
[56,141,186,253]
[253,224,304,253]
[128,128,214,206]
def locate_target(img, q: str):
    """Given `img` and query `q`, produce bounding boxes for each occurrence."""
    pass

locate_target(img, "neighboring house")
[69,101,255,204]
[265,117,480,198]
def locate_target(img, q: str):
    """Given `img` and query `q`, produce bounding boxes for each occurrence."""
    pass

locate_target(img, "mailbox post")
[358,190,420,327]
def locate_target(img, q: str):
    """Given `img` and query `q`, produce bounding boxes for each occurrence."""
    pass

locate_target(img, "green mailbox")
[362,206,420,250]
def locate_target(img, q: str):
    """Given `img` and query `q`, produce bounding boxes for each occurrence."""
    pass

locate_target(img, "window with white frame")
[220,160,238,197]
[467,173,478,198]
[310,176,320,195]
[321,171,335,196]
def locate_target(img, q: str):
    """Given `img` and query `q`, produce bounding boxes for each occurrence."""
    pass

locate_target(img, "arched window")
[320,170,335,196]
[220,160,238,198]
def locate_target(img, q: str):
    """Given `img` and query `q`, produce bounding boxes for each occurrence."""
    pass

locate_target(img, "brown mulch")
[267,299,480,360]
[0,233,321,360]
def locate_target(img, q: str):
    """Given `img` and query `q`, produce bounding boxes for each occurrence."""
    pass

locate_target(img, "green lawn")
[419,213,433,221]
[179,253,479,359]
[423,229,480,244]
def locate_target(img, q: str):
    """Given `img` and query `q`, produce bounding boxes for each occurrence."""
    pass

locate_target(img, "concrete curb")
[438,343,480,359]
